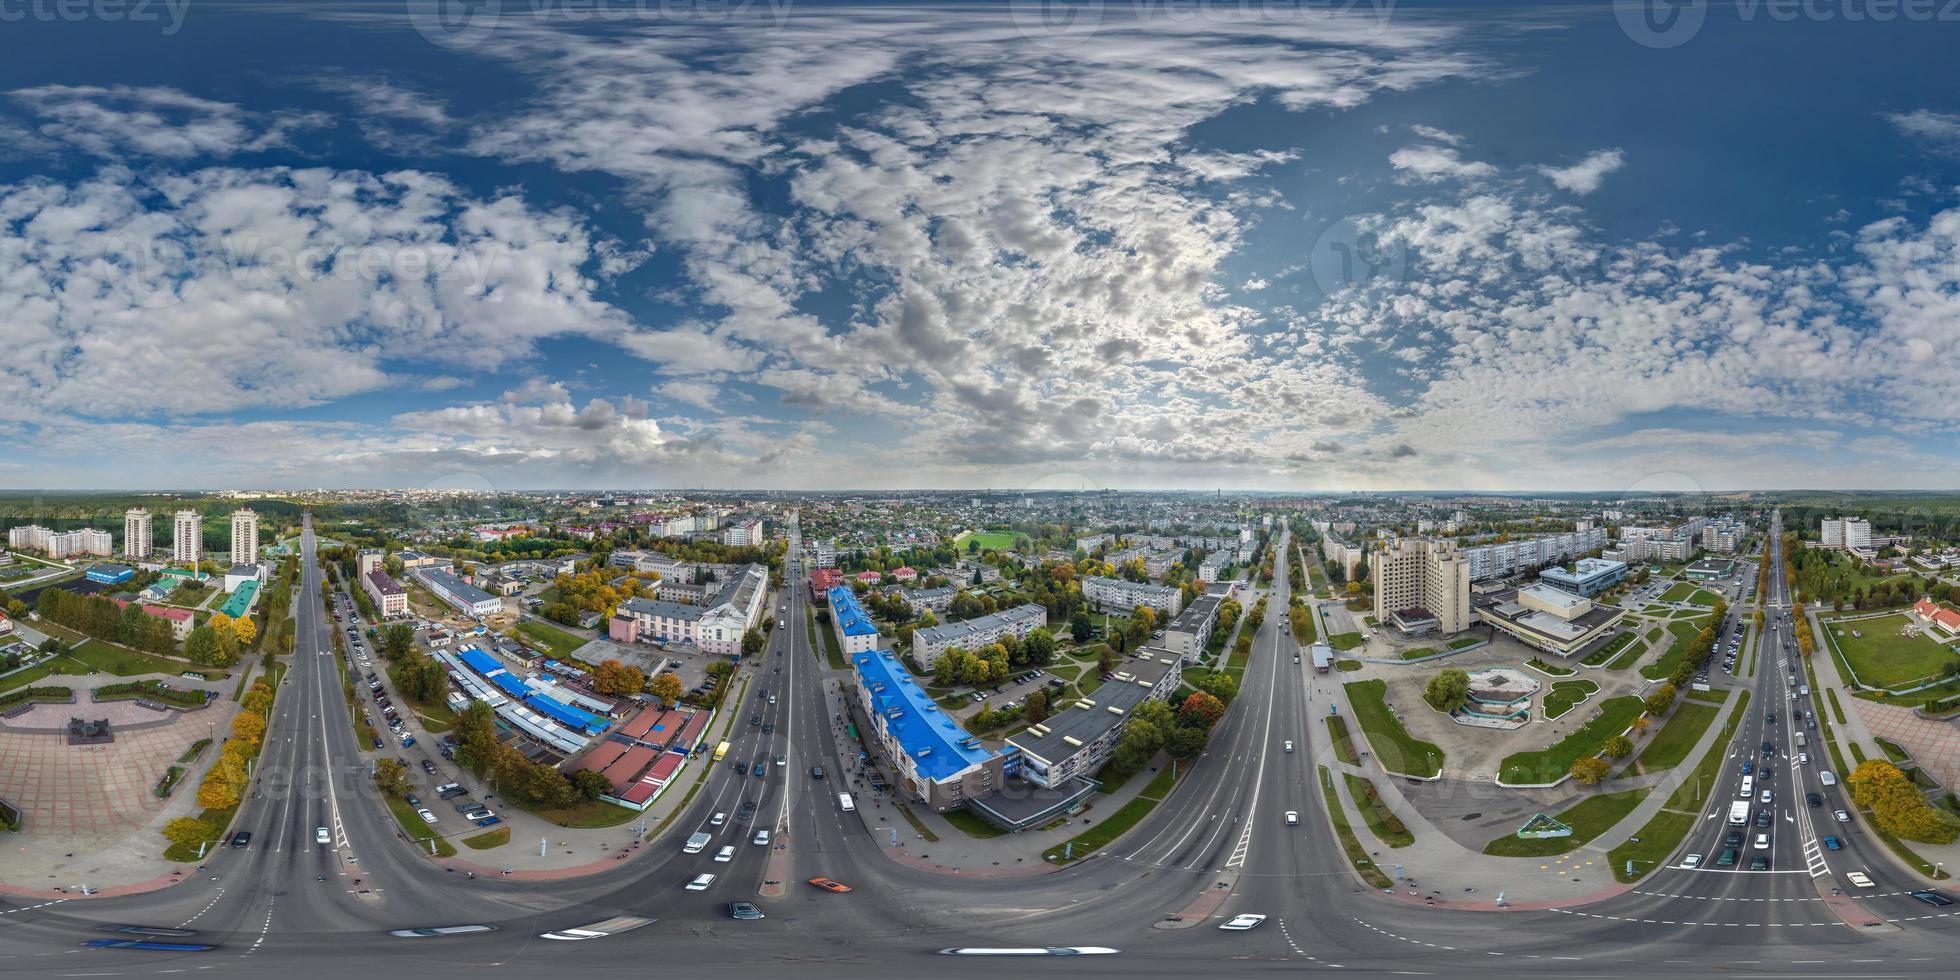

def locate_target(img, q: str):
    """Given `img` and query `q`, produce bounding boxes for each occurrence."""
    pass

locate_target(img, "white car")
[710,812,726,826]
[417,808,438,824]
[315,826,332,845]
[686,873,717,891]
[1845,870,1875,888]
[1283,740,1294,753]
[715,845,736,863]
[1219,914,1267,931]
[1284,811,1299,826]
[1680,853,1702,868]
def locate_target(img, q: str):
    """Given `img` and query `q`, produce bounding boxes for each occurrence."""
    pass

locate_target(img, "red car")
[807,877,852,893]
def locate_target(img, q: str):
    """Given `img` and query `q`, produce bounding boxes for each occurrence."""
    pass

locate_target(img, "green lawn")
[1447,635,1483,650]
[1658,582,1698,603]
[461,826,511,849]
[1045,764,1182,863]
[1542,679,1599,720]
[384,794,457,857]
[1328,631,1365,651]
[515,620,590,659]
[1830,614,1960,689]
[1623,702,1719,776]
[1640,619,1706,681]
[1482,788,1651,857]
[1342,679,1444,777]
[1335,659,1363,672]
[1527,657,1576,676]
[1399,647,1437,660]
[1320,766,1393,889]
[1687,686,1731,703]
[530,799,641,828]
[954,530,1019,551]
[1665,691,1749,812]
[1497,695,1644,784]
[1325,715,1359,765]
[1584,631,1637,667]
[943,808,1009,839]
[1345,773,1414,847]
[1608,809,1698,882]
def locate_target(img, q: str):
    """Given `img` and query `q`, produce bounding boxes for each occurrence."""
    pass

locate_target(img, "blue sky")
[0,1,1957,492]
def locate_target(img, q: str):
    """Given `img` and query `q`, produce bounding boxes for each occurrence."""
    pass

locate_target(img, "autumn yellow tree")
[231,615,257,647]
[647,672,684,707]
[230,710,265,746]
[196,757,243,810]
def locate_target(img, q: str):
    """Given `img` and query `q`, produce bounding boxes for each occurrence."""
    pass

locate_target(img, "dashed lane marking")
[1276,918,1344,968]
[178,889,224,929]
[0,900,66,916]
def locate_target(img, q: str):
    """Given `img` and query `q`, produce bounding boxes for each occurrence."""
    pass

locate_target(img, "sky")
[0,0,1957,493]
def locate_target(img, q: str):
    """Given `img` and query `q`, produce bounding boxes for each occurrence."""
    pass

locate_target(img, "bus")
[713,741,730,762]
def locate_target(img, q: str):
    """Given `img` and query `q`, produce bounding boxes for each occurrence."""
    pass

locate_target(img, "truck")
[1728,801,1751,825]
[683,831,712,854]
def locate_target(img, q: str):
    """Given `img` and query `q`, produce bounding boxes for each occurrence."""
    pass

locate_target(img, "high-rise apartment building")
[1820,517,1871,552]
[1373,538,1472,635]
[124,507,153,559]
[230,509,258,565]
[173,510,202,565]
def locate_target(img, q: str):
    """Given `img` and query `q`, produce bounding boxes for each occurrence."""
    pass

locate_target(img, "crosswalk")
[1801,836,1828,877]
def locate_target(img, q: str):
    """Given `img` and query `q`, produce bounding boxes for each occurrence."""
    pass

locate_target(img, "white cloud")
[1537,149,1625,194]
[1886,109,1960,153]
[7,85,327,158]
[1388,144,1496,181]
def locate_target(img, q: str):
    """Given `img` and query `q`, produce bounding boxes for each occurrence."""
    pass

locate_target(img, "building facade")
[364,569,410,618]
[607,563,769,655]
[849,649,1012,813]
[124,508,153,560]
[911,603,1048,668]
[1081,575,1184,617]
[1008,651,1181,791]
[1538,557,1628,597]
[415,567,505,618]
[1373,538,1472,635]
[1460,528,1608,582]
[826,586,885,656]
[230,509,258,565]
[1162,593,1222,659]
[173,510,201,565]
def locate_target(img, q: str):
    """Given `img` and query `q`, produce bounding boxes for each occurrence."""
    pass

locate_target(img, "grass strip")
[1624,702,1720,776]
[1325,715,1359,766]
[1482,788,1651,857]
[1342,679,1443,778]
[1497,695,1644,785]
[1344,773,1414,847]
[1320,766,1394,888]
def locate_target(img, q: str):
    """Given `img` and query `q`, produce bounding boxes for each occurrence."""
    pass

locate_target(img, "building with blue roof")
[828,587,885,656]
[85,563,134,585]
[848,649,1013,813]
[1539,557,1628,597]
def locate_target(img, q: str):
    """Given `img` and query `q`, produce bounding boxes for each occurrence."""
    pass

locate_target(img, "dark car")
[1909,890,1954,907]
[727,902,765,921]
[371,736,384,749]
[1755,808,1772,828]
[750,715,762,727]
[762,723,774,734]
[810,765,825,779]
[453,799,481,813]
[737,801,757,821]
[229,831,252,849]
[1716,848,1739,867]
[421,759,438,775]
[753,762,766,777]
[1806,792,1823,807]
[1724,830,1744,848]
[1748,855,1769,871]
[1761,742,1776,757]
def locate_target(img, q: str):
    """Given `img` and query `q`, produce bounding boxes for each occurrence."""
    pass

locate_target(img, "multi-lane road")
[6,519,1960,977]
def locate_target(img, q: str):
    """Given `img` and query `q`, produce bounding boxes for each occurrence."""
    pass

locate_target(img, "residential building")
[48,528,113,559]
[827,587,885,656]
[896,586,956,614]
[655,580,711,604]
[1373,538,1472,635]
[1081,575,1184,617]
[808,539,837,569]
[415,567,505,618]
[123,508,153,560]
[1912,596,1960,638]
[605,563,768,655]
[1075,533,1114,553]
[854,570,883,586]
[1538,557,1628,598]
[7,525,50,552]
[1007,650,1181,796]
[890,566,918,584]
[364,569,409,618]
[230,509,258,565]
[173,509,201,565]
[848,648,1013,813]
[109,598,193,641]
[356,548,385,577]
[719,517,764,547]
[1474,583,1625,658]
[225,563,262,591]
[808,568,844,601]
[1162,593,1222,659]
[1460,527,1607,581]
[911,604,1048,668]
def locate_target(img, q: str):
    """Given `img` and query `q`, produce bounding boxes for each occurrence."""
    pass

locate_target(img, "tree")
[570,768,612,802]
[1423,668,1471,713]
[1602,734,1634,758]
[1569,756,1611,785]
[242,683,273,714]
[1021,628,1057,667]
[184,624,232,667]
[1024,688,1049,724]
[382,624,415,660]
[1167,725,1210,759]
[1644,682,1677,717]
[163,815,214,851]
[1179,691,1226,728]
[1847,759,1960,844]
[1070,611,1093,643]
[374,757,410,797]
[1196,670,1238,704]
[231,614,258,647]
[593,659,641,696]
[647,672,684,707]
[742,627,766,656]
[229,710,265,747]
[195,759,242,810]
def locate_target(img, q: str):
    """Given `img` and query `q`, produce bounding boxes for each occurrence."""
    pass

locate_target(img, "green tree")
[184,624,231,667]
[1602,734,1634,758]
[1644,682,1677,717]
[742,627,766,656]
[1022,628,1057,667]
[382,624,415,660]
[1196,670,1238,704]
[374,757,410,797]
[1167,724,1210,759]
[570,768,612,802]
[1423,668,1471,712]
[1069,611,1093,643]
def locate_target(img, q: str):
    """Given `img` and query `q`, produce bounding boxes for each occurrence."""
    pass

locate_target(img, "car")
[388,925,497,938]
[1760,789,1773,804]
[1806,791,1823,807]
[80,939,217,952]
[685,873,717,891]
[808,877,852,893]
[417,808,438,824]
[1741,760,1753,775]
[372,736,384,749]
[1908,890,1955,907]
[1680,853,1702,868]
[1218,914,1266,931]
[737,801,756,821]
[229,831,252,848]
[316,826,332,844]
[453,799,481,813]
[1762,741,1776,757]
[464,809,494,821]
[1724,830,1744,848]
[404,793,421,806]
[753,828,772,846]
[1749,855,1769,871]
[715,845,736,863]
[1716,848,1738,867]
[421,760,437,774]
[1822,836,1842,850]
[1753,833,1770,850]
[727,902,765,920]
[711,811,726,826]
[475,815,502,828]
[753,762,766,777]
[1835,808,1852,823]
[1755,808,1772,828]
[810,765,825,779]
[1845,870,1875,888]
[762,723,774,733]
[399,735,416,747]
[1797,752,1809,764]
[1766,711,1775,723]
[435,782,463,798]
[750,715,762,726]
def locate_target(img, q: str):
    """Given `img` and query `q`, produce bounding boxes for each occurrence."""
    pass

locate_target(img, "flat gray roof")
[1008,654,1177,764]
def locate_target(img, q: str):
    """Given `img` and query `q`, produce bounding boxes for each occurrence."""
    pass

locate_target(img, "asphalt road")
[6,517,1960,977]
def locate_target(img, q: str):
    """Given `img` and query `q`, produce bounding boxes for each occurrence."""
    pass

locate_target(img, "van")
[1739,776,1754,798]
[838,793,855,812]
[752,828,771,846]
[1794,732,1807,748]
[1727,801,1751,825]
[683,831,712,854]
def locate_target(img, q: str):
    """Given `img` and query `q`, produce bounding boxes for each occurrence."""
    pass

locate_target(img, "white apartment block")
[173,510,202,565]
[8,525,51,552]
[1373,538,1472,635]
[124,508,153,560]
[719,517,764,547]
[48,528,113,559]
[1461,527,1607,581]
[230,509,258,566]
[1081,575,1184,617]
[609,563,769,655]
[807,539,838,569]
[911,604,1049,668]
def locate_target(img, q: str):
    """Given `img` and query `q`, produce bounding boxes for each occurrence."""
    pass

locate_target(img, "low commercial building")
[911,603,1048,668]
[85,562,135,585]
[1683,557,1736,580]
[848,648,1013,813]
[109,598,193,641]
[364,569,410,618]
[1474,583,1625,658]
[416,567,506,618]
[1538,557,1628,597]
[1007,651,1181,793]
[1081,575,1183,617]
[827,586,886,656]
[606,563,768,655]
[1162,593,1221,659]
[224,563,262,592]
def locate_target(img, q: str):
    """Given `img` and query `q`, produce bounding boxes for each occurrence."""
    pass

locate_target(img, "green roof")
[219,579,259,618]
